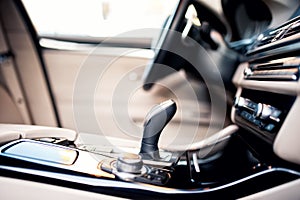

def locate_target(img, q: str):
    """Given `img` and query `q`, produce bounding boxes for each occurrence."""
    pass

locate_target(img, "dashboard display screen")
[3,141,78,165]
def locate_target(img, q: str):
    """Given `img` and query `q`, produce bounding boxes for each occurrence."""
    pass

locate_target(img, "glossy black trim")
[0,164,299,199]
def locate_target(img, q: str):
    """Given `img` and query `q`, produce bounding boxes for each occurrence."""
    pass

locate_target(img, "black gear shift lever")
[139,99,177,160]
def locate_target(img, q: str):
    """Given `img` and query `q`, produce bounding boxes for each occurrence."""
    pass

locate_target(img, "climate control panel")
[234,97,282,133]
[233,89,295,143]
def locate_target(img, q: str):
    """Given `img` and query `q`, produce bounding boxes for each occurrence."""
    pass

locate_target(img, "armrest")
[0,124,78,143]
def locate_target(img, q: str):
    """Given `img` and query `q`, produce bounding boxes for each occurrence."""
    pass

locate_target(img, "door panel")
[43,47,153,138]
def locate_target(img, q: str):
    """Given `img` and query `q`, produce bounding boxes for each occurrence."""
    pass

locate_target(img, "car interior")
[0,0,300,199]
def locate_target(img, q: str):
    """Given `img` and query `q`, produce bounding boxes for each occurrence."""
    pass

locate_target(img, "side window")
[21,0,179,41]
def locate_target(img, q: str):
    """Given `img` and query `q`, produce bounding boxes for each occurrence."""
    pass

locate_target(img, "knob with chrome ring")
[116,153,143,174]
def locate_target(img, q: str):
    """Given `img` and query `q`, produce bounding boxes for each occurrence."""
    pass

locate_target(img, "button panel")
[233,89,296,143]
[234,97,284,141]
[235,97,282,126]
[99,155,171,186]
[134,168,170,185]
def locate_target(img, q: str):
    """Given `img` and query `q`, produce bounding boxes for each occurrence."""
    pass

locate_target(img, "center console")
[0,139,175,186]
[0,122,299,199]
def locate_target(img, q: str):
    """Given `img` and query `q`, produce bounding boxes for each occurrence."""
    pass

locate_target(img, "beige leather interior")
[0,7,30,124]
[0,176,127,200]
[0,124,78,143]
[0,86,24,124]
[0,0,57,126]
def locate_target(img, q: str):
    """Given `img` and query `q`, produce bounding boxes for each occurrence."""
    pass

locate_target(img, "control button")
[116,153,143,174]
[234,97,247,108]
[265,124,275,132]
[248,102,257,110]
[260,104,273,119]
[241,111,251,120]
[134,167,170,185]
[240,111,265,128]
[258,104,281,122]
[271,109,281,118]
[234,97,258,112]
[253,119,261,126]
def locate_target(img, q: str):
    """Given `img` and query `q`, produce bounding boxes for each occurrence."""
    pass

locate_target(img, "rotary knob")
[116,153,143,174]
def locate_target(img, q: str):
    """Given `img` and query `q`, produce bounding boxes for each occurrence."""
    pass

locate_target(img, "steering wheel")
[142,0,228,90]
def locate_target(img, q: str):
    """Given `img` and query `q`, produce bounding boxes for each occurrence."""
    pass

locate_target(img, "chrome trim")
[192,153,200,173]
[39,38,154,59]
[245,74,298,81]
[270,116,280,123]
[244,58,300,81]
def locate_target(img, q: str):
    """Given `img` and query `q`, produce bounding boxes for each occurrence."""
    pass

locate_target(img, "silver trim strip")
[40,38,154,59]
[245,74,298,81]
[192,153,200,173]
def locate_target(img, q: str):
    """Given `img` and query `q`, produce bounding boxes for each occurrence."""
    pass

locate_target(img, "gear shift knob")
[139,99,177,160]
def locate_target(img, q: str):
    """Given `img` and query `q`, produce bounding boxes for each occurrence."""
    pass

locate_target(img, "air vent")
[255,28,283,47]
[248,16,300,53]
[282,21,300,39]
[244,58,300,81]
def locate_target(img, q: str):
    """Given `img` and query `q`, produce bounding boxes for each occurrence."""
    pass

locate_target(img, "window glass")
[22,0,179,39]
